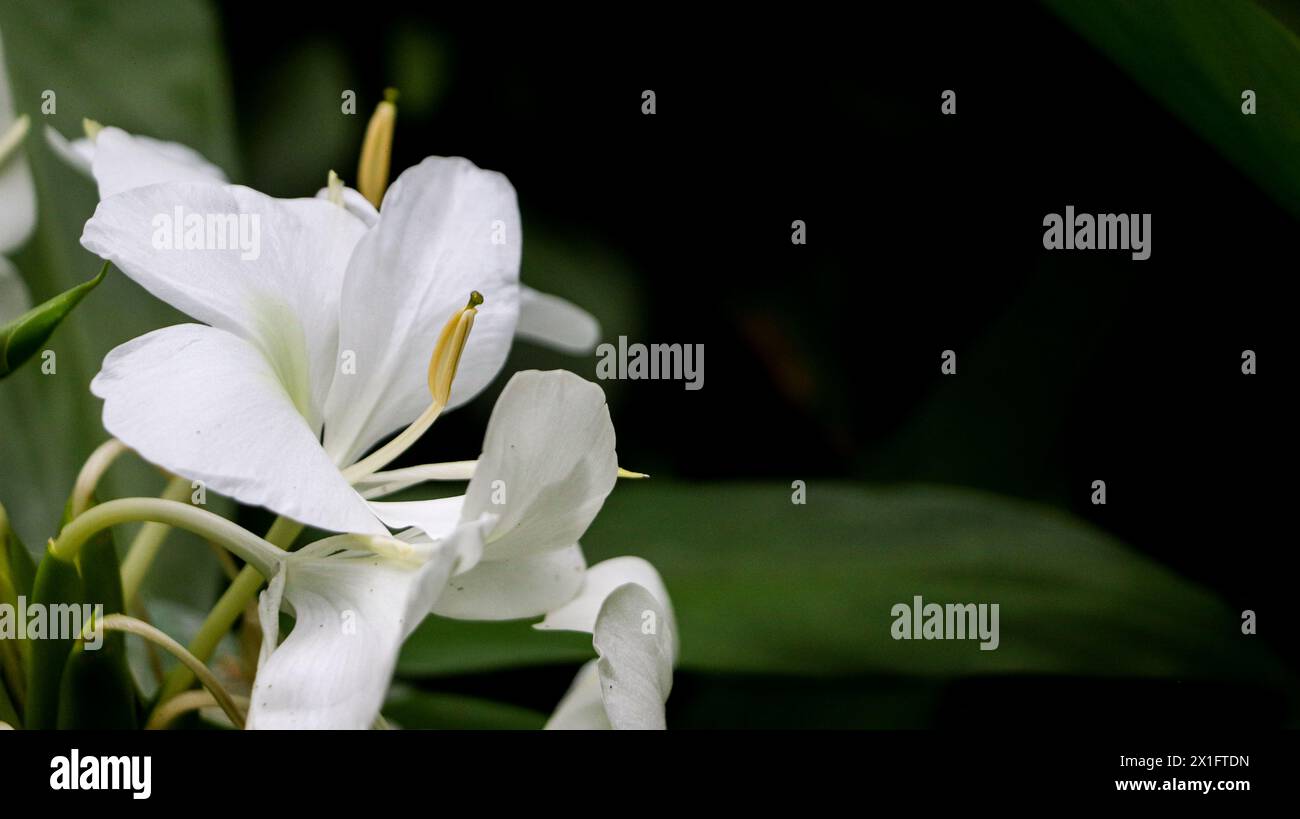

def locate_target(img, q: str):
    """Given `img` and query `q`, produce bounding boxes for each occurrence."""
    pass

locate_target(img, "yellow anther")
[357,89,398,208]
[427,292,482,406]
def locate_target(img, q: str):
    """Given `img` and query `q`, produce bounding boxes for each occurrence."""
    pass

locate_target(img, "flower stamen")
[357,88,398,208]
[342,292,482,482]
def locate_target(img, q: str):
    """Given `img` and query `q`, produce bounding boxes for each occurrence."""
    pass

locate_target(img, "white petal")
[355,461,478,499]
[592,582,674,730]
[322,156,523,465]
[537,557,673,650]
[516,285,601,354]
[368,495,465,541]
[247,534,459,729]
[81,182,367,427]
[314,184,379,227]
[544,661,611,730]
[463,370,618,561]
[87,126,226,199]
[433,543,586,621]
[0,255,31,325]
[0,31,35,255]
[43,126,94,175]
[91,324,384,535]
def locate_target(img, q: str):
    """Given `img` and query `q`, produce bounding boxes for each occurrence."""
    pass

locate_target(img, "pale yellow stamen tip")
[426,292,483,406]
[0,114,31,168]
[357,90,398,208]
[326,170,345,206]
[82,118,104,141]
[617,468,650,479]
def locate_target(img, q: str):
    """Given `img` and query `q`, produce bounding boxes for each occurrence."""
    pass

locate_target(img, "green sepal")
[22,545,83,729]
[0,262,108,379]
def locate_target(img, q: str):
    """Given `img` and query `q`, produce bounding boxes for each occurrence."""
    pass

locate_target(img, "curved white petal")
[368,495,465,542]
[43,126,93,175]
[322,156,523,465]
[537,557,673,648]
[247,534,459,730]
[0,255,31,324]
[517,285,601,354]
[544,661,610,730]
[87,126,226,199]
[0,31,35,255]
[433,543,586,621]
[91,324,384,535]
[81,182,367,427]
[356,461,478,499]
[463,370,618,562]
[314,184,379,228]
[592,582,674,730]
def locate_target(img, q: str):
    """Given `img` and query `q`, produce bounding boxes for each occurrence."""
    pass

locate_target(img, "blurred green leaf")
[22,545,81,729]
[0,262,105,378]
[1043,0,1300,220]
[401,482,1292,694]
[384,685,547,730]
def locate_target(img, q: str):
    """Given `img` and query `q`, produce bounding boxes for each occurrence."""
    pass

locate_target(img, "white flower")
[81,152,595,538]
[0,26,35,324]
[377,369,620,621]
[245,369,657,728]
[246,531,468,729]
[50,121,600,351]
[539,557,677,729]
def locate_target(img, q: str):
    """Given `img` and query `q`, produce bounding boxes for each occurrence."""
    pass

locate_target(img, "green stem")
[82,614,246,729]
[155,517,302,704]
[119,476,193,601]
[51,499,279,577]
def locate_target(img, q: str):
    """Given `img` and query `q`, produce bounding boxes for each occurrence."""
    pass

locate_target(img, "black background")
[212,3,1293,724]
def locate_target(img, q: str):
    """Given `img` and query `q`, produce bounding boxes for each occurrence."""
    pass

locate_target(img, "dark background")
[213,4,1292,724]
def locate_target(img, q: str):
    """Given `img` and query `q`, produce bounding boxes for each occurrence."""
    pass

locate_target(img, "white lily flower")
[0,26,35,323]
[205,522,475,729]
[539,557,677,730]
[246,528,473,729]
[373,369,619,621]
[45,122,227,199]
[50,119,600,352]
[84,158,521,536]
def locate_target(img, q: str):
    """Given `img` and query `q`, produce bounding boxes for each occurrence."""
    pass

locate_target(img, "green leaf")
[1043,0,1300,220]
[384,685,548,730]
[400,483,1292,697]
[398,618,593,677]
[59,511,138,728]
[22,545,82,729]
[0,263,106,378]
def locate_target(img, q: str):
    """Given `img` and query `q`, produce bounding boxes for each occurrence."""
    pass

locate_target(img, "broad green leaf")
[1043,0,1300,220]
[384,685,548,730]
[399,618,593,677]
[399,483,1292,697]
[0,262,105,378]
